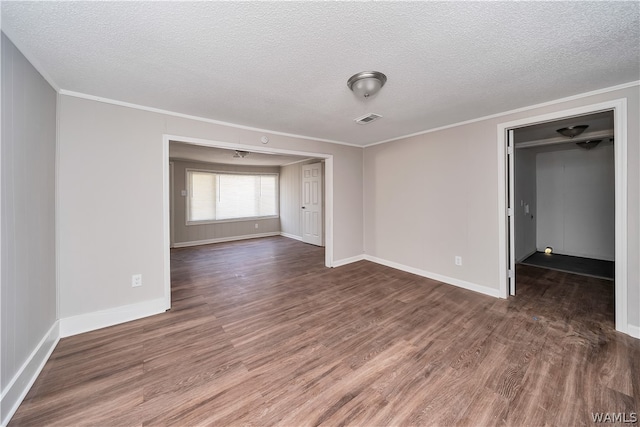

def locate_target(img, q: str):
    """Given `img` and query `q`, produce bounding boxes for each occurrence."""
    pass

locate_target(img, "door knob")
[301,206,306,209]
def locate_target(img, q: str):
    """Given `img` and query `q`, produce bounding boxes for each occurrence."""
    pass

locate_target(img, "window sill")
[186,216,279,226]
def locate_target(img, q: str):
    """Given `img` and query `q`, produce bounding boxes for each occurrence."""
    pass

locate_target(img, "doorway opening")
[163,135,333,308]
[515,110,615,281]
[497,99,628,335]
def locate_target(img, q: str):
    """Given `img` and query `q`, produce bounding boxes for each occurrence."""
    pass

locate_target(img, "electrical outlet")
[255,223,259,229]
[132,274,142,287]
[455,256,462,266]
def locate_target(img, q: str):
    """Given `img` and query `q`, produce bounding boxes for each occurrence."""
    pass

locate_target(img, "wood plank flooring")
[521,251,614,280]
[9,236,639,426]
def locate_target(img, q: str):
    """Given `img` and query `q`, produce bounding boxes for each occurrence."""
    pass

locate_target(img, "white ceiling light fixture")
[347,71,387,99]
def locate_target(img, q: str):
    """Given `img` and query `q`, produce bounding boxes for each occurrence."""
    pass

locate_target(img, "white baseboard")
[280,232,303,242]
[332,254,365,267]
[363,255,502,298]
[60,297,168,338]
[1,321,60,427]
[172,232,281,248]
[627,324,640,339]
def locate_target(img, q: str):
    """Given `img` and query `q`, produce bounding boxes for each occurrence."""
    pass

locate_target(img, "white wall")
[58,94,364,320]
[514,148,537,261]
[171,159,281,246]
[364,85,639,329]
[536,142,615,260]
[1,34,58,424]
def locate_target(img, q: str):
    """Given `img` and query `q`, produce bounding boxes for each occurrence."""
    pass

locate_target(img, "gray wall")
[58,94,364,318]
[515,148,537,261]
[1,34,57,420]
[364,85,639,328]
[171,159,280,245]
[364,123,499,289]
[279,162,302,238]
[536,142,615,260]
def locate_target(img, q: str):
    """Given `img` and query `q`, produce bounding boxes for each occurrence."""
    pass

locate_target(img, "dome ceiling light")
[576,139,601,150]
[347,71,387,99]
[556,125,588,138]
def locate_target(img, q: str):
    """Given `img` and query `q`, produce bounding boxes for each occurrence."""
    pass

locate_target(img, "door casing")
[301,162,324,246]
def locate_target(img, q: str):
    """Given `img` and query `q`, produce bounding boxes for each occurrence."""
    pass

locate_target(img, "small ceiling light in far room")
[261,136,269,144]
[556,125,588,138]
[233,150,249,158]
[347,71,387,99]
[544,247,553,255]
[576,139,601,150]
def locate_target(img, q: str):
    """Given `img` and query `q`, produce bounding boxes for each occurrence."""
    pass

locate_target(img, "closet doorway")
[498,99,628,335]
[514,110,615,280]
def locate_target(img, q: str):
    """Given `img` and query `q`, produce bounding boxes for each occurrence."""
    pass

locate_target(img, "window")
[187,170,278,224]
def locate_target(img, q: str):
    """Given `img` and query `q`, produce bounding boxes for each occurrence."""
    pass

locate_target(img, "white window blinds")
[187,171,278,223]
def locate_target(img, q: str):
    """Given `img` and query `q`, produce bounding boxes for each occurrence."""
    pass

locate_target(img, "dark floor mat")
[520,252,614,280]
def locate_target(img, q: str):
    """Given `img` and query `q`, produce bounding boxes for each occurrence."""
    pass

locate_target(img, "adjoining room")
[169,141,326,251]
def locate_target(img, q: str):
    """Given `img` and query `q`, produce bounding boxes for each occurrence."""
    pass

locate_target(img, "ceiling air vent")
[354,113,382,125]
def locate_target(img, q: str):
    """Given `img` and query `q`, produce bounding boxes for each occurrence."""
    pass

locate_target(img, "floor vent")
[354,113,382,125]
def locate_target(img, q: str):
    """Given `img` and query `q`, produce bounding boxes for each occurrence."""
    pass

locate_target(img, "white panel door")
[302,163,323,246]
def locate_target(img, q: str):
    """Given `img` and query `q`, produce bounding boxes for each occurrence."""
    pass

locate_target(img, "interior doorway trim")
[162,134,335,310]
[497,98,628,335]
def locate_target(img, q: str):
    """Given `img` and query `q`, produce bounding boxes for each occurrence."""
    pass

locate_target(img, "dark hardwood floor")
[9,236,639,426]
[521,251,615,280]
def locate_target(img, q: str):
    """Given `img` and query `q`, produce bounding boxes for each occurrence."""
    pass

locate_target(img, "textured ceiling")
[169,142,310,166]
[2,2,638,146]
